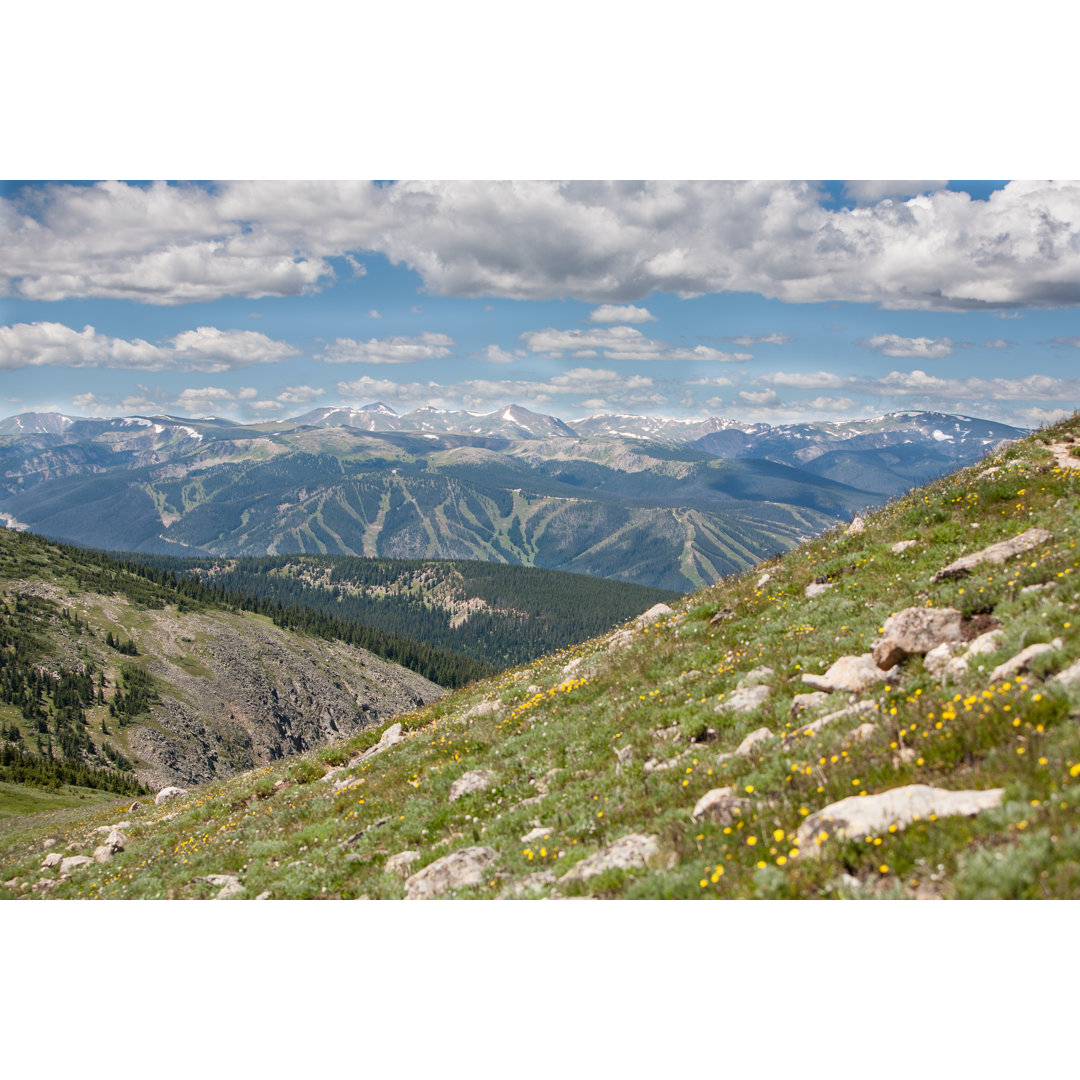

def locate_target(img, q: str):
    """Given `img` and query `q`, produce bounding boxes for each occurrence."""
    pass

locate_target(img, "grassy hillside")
[6,415,1080,899]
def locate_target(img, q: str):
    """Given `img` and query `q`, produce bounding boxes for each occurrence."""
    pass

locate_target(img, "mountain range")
[0,405,1023,591]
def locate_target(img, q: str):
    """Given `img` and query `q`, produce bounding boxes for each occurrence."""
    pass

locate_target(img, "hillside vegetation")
[6,416,1080,899]
[129,554,680,669]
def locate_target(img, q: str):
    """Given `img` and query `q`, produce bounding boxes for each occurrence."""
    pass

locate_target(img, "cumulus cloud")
[520,326,746,362]
[8,180,1080,310]
[0,322,169,370]
[739,389,780,407]
[275,385,326,404]
[588,304,657,323]
[1052,336,1080,348]
[318,331,454,365]
[984,339,1013,348]
[0,321,300,373]
[169,327,299,372]
[863,333,956,359]
[757,370,852,389]
[476,344,517,364]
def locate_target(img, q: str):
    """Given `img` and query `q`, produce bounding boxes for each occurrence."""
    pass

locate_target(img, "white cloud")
[739,389,780,406]
[863,333,956,359]
[169,326,299,372]
[71,392,110,412]
[368,309,382,318]
[275,385,326,404]
[476,344,516,364]
[843,181,949,204]
[984,339,1013,349]
[1053,336,1080,348]
[0,321,300,373]
[588,304,656,323]
[520,326,746,362]
[0,322,169,370]
[9,180,1080,310]
[757,370,852,389]
[729,332,791,346]
[318,331,455,365]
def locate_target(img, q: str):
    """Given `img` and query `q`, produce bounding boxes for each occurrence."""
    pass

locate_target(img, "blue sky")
[2,179,1080,429]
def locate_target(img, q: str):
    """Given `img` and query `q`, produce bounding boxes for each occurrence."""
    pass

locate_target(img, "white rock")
[790,691,831,717]
[521,826,555,844]
[801,654,895,694]
[714,683,771,715]
[846,515,866,535]
[737,665,774,688]
[678,669,703,683]
[60,856,92,872]
[465,700,501,719]
[805,582,834,598]
[891,540,918,554]
[607,629,635,653]
[989,640,1061,683]
[967,629,1006,657]
[872,607,965,669]
[784,700,877,744]
[41,852,63,869]
[636,603,674,629]
[932,527,1054,582]
[924,641,961,678]
[756,572,772,588]
[851,722,877,742]
[384,850,421,876]
[404,846,499,899]
[448,769,496,802]
[560,834,663,883]
[562,658,583,676]
[154,786,189,805]
[691,788,749,825]
[92,845,114,864]
[526,684,543,694]
[797,784,1004,853]
[214,881,246,900]
[718,727,772,762]
[254,892,272,901]
[1052,658,1080,687]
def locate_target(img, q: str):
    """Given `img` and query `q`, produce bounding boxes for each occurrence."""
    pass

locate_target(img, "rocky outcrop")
[448,769,496,802]
[715,684,770,715]
[126,605,443,790]
[154,786,189,805]
[384,851,421,876]
[932,528,1053,581]
[796,784,1004,852]
[404,846,499,899]
[801,654,896,694]
[989,640,1061,683]
[636,603,674,629]
[872,607,965,669]
[561,834,665,883]
[717,727,772,762]
[691,788,750,825]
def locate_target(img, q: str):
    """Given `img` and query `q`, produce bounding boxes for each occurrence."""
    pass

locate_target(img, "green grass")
[5,413,1080,899]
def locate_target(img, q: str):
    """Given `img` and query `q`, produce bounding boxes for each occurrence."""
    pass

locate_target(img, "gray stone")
[465,700,501,719]
[501,870,557,898]
[805,582,834,598]
[607,629,635,653]
[41,852,63,869]
[932,527,1054,582]
[737,665,775,688]
[678,669,703,683]
[851,722,877,742]
[718,727,772,762]
[715,683,771,716]
[846,515,866,535]
[636,603,674,629]
[691,787,750,826]
[358,721,406,761]
[214,881,246,899]
[924,641,961,678]
[1052,657,1080,687]
[967,629,1006,657]
[796,784,1005,853]
[784,700,878,744]
[872,607,965,669]
[614,744,634,774]
[560,833,663,883]
[254,891,272,900]
[801,654,896,694]
[562,657,583,677]
[989,640,1061,683]
[756,572,772,588]
[891,540,918,554]
[92,845,114,864]
[404,846,499,899]
[790,691,831,717]
[448,769,496,802]
[59,855,92,872]
[384,850,421,876]
[521,826,555,843]
[154,786,189,805]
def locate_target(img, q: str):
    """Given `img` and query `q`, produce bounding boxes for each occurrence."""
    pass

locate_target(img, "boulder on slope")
[872,607,965,670]
[932,528,1053,582]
